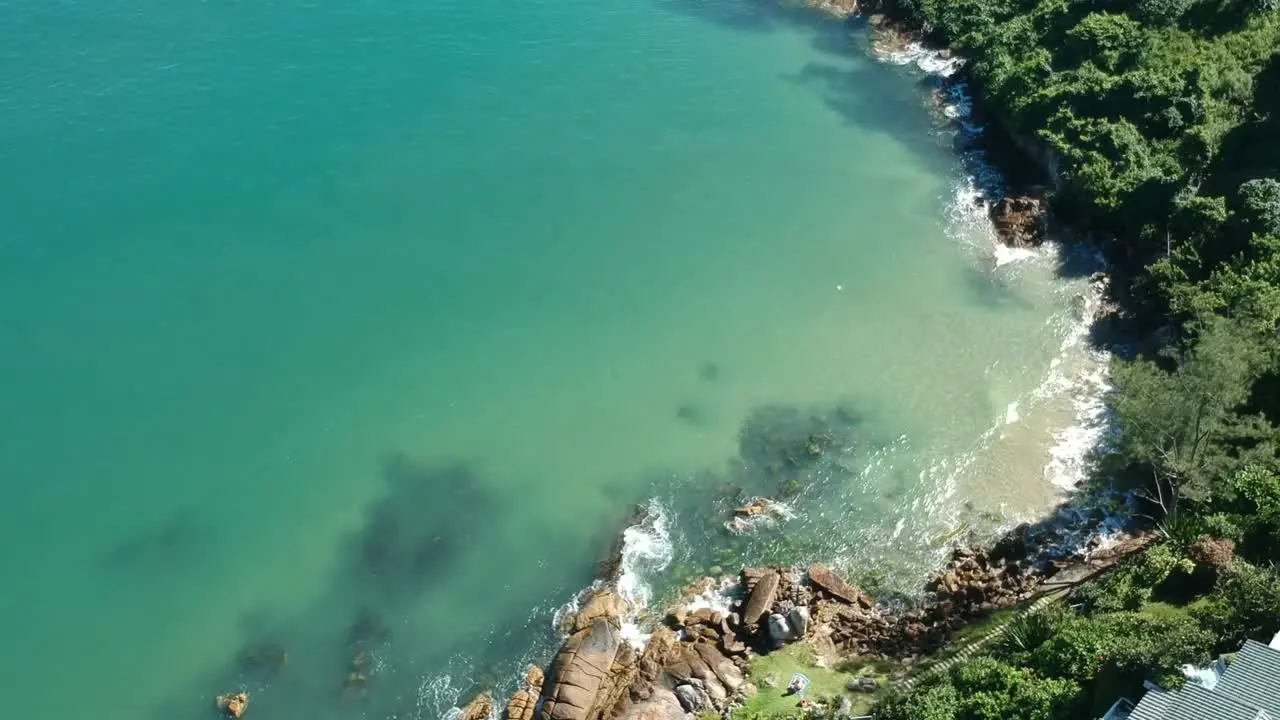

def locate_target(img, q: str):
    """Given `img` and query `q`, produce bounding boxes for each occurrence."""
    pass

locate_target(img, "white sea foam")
[680,576,738,616]
[615,499,673,615]
[1004,401,1021,425]
[615,500,674,647]
[551,499,674,649]
[994,244,1037,266]
[874,33,1117,516]
[879,41,964,78]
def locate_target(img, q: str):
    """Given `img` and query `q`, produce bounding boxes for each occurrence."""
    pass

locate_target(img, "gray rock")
[787,607,809,638]
[702,676,728,706]
[766,613,798,646]
[846,677,878,693]
[837,696,853,718]
[675,684,712,713]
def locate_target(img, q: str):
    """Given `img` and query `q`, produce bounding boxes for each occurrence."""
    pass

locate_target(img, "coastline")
[190,5,1133,720]
[438,11,1134,720]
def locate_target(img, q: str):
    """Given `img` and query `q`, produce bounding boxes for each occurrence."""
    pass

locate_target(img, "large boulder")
[808,564,872,609]
[989,195,1048,247]
[787,606,810,638]
[691,641,743,692]
[572,589,627,633]
[674,684,712,713]
[767,613,799,646]
[506,690,537,720]
[612,687,685,720]
[461,693,495,720]
[538,619,623,720]
[742,570,780,626]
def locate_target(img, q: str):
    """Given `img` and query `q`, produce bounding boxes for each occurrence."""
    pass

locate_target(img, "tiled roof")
[1162,683,1269,720]
[1215,640,1280,718]
[1130,687,1173,720]
[1127,640,1280,720]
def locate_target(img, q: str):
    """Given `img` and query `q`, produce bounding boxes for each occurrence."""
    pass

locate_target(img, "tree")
[1136,0,1198,27]
[1239,178,1280,237]
[1192,561,1280,647]
[950,658,1080,720]
[1246,0,1280,16]
[874,658,1080,720]
[1110,315,1271,509]
[874,681,960,720]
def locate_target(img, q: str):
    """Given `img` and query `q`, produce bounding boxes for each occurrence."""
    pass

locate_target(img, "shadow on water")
[657,0,844,38]
[139,397,980,720]
[104,506,212,573]
[659,0,960,174]
[140,454,594,720]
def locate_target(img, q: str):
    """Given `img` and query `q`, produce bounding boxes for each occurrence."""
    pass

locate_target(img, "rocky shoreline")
[440,512,1151,720]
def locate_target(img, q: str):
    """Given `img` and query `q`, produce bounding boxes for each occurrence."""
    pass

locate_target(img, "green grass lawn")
[733,643,890,719]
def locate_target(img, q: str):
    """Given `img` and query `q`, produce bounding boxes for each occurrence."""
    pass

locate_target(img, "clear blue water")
[0,1,1096,718]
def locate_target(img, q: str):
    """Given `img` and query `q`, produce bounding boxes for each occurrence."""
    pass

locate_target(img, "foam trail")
[872,29,1117,512]
[615,499,674,647]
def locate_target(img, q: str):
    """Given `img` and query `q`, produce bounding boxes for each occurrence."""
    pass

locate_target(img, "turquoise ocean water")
[0,0,1103,718]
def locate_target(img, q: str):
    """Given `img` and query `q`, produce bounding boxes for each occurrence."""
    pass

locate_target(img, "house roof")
[1130,687,1173,720]
[1127,639,1280,720]
[1161,683,1271,720]
[1214,640,1280,718]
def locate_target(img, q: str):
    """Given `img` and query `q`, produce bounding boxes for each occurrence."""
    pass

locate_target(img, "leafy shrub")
[1136,0,1198,26]
[1239,178,1280,237]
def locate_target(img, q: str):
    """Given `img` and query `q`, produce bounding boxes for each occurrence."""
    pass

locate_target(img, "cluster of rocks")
[459,550,1048,720]
[461,586,751,720]
[502,665,544,720]
[722,551,1041,662]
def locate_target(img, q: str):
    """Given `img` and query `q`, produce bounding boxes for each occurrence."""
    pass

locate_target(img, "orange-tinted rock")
[538,618,623,720]
[733,499,772,518]
[572,589,627,632]
[461,693,495,720]
[215,692,249,719]
[506,690,537,720]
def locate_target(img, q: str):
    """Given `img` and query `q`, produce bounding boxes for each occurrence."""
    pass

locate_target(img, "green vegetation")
[733,643,892,719]
[852,0,1280,715]
[873,548,1280,718]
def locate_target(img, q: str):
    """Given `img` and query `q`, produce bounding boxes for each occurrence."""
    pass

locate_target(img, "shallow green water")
[0,1,1100,718]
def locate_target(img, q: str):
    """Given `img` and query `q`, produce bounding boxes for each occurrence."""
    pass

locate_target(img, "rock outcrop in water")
[533,583,751,720]
[990,194,1049,247]
[505,666,545,720]
[215,692,249,718]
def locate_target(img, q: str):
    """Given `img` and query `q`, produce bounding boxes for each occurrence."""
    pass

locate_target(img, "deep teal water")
[0,1,1097,718]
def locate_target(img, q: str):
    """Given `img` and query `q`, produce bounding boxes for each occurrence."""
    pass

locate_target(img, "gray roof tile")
[1130,688,1172,720]
[1216,640,1280,718]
